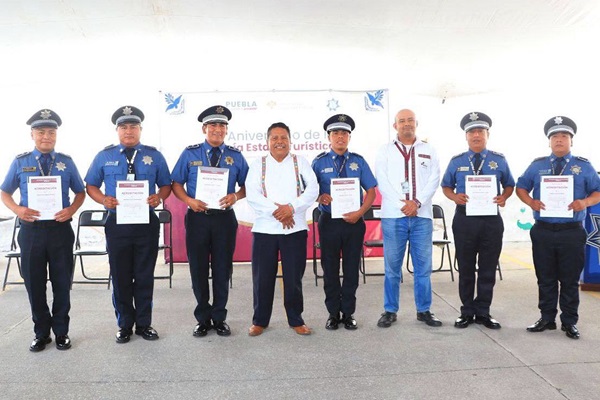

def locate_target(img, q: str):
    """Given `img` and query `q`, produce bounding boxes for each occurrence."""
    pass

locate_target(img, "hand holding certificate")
[540,176,573,218]
[27,176,62,220]
[116,180,149,224]
[465,175,498,216]
[330,178,360,219]
[196,167,229,209]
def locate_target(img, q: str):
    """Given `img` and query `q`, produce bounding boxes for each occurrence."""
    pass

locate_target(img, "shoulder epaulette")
[533,156,546,162]
[226,145,241,153]
[315,151,328,159]
[451,152,467,160]
[575,156,589,162]
[186,143,201,150]
[16,151,31,159]
[143,145,157,151]
[57,152,72,159]
[103,144,117,151]
[489,150,505,158]
[349,152,365,160]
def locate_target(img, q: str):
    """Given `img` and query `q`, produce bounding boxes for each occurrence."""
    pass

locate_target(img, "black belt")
[190,208,233,216]
[535,220,582,231]
[19,219,71,227]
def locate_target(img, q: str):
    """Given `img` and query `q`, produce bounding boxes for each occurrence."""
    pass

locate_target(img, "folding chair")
[71,210,110,287]
[311,207,323,286]
[406,204,454,281]
[361,206,384,283]
[2,217,23,290]
[154,209,174,288]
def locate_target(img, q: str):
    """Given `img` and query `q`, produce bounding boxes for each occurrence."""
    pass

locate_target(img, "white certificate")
[330,178,360,219]
[196,167,229,209]
[465,175,498,216]
[27,176,62,220]
[116,180,149,224]
[540,175,573,218]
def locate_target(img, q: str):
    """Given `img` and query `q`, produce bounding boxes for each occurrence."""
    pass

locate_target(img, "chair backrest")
[8,217,20,251]
[156,209,172,224]
[155,209,173,250]
[432,204,448,240]
[75,210,109,250]
[363,205,382,221]
[311,207,321,248]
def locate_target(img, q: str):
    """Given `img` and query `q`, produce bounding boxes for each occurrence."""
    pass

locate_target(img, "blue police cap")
[324,114,355,132]
[198,105,232,124]
[111,105,145,125]
[544,116,576,137]
[27,109,62,129]
[460,112,492,132]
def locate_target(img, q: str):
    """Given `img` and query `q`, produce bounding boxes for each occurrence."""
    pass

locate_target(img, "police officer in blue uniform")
[311,114,377,330]
[85,105,172,343]
[171,105,249,337]
[441,112,514,330]
[517,116,600,339]
[1,109,85,351]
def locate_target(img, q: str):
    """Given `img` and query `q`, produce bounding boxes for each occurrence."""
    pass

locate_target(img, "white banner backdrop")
[157,89,391,224]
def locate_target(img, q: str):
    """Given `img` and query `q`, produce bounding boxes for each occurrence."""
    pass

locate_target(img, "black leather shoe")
[342,314,357,330]
[55,335,72,350]
[29,336,52,352]
[526,318,557,332]
[135,326,159,341]
[454,315,474,328]
[561,324,580,339]
[214,321,231,336]
[475,315,501,329]
[116,328,133,344]
[377,312,397,328]
[417,311,443,327]
[193,321,212,337]
[325,315,339,330]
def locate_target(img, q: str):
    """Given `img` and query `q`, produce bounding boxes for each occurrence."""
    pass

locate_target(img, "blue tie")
[40,153,51,175]
[210,147,220,167]
[473,153,482,173]
[554,157,565,175]
[336,155,346,177]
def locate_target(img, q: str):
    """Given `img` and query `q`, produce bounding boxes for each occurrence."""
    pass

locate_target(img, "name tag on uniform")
[401,181,410,194]
[22,166,36,172]
[457,166,470,172]
[323,167,334,173]
[105,161,119,166]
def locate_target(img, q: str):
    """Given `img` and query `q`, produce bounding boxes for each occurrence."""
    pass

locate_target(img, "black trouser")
[530,221,586,325]
[453,208,503,316]
[105,212,160,329]
[251,230,308,327]
[185,209,238,323]
[318,212,365,316]
[18,220,74,338]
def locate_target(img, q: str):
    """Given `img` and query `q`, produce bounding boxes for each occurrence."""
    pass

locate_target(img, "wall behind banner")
[158,89,391,262]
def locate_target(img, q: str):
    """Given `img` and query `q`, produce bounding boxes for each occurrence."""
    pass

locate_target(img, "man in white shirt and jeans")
[245,122,319,336]
[375,109,442,328]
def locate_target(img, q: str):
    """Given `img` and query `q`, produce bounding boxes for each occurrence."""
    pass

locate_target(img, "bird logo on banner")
[365,89,385,111]
[164,93,185,115]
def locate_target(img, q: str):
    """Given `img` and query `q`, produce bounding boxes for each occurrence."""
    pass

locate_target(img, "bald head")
[393,109,418,144]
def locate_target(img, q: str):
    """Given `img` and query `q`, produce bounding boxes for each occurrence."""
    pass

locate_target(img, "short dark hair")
[267,122,290,139]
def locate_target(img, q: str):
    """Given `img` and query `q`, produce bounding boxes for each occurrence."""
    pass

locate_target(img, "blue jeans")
[382,217,433,313]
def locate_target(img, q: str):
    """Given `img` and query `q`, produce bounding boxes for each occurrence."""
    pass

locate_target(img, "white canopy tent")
[1,0,599,239]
